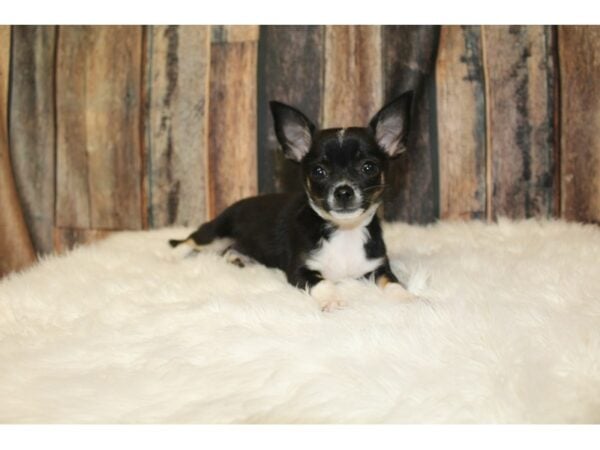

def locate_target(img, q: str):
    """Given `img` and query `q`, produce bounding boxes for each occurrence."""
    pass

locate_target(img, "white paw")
[320,298,346,312]
[310,280,346,312]
[383,282,415,302]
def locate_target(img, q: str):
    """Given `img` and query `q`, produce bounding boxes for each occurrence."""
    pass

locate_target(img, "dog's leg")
[292,267,345,312]
[371,262,414,301]
[311,280,345,312]
[222,247,257,268]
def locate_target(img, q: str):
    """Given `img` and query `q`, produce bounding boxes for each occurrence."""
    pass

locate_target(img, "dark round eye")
[311,165,327,179]
[362,161,379,176]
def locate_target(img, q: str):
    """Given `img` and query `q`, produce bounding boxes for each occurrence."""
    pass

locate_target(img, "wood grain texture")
[436,26,486,220]
[382,25,440,223]
[145,25,210,227]
[0,26,37,276]
[211,25,259,43]
[482,25,556,220]
[56,26,143,230]
[52,228,110,254]
[9,26,57,254]
[257,25,324,194]
[559,26,600,223]
[323,26,382,127]
[207,40,258,217]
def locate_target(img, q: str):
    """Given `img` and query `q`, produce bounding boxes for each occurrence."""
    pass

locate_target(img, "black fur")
[170,91,413,292]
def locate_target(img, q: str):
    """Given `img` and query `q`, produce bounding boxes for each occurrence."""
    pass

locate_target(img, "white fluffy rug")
[1,219,600,423]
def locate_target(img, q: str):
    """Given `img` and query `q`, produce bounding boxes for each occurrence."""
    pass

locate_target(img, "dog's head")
[270,91,413,226]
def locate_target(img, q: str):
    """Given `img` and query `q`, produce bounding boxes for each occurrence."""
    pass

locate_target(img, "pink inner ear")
[283,122,312,161]
[375,114,404,156]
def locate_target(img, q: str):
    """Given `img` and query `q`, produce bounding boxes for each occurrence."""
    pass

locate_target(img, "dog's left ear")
[369,90,413,158]
[270,101,315,162]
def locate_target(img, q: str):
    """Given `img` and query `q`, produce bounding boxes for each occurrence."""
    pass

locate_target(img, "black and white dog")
[170,91,415,311]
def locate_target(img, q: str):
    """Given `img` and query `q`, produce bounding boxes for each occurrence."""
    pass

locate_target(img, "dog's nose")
[334,185,355,202]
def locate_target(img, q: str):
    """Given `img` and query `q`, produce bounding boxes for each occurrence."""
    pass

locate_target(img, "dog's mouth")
[329,207,364,220]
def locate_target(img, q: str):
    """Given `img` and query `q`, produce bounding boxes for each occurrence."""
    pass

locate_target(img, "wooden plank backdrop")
[9,26,57,255]
[144,25,210,228]
[559,26,600,223]
[482,25,556,220]
[436,26,486,220]
[55,26,144,234]
[1,25,600,277]
[382,25,440,223]
[207,25,258,217]
[322,26,383,127]
[0,26,36,276]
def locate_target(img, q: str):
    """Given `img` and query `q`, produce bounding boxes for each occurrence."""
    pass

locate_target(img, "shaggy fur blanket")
[1,219,599,423]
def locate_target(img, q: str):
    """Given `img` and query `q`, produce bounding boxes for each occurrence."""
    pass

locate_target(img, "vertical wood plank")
[55,26,90,228]
[257,25,324,194]
[323,26,382,127]
[56,26,143,230]
[559,26,600,223]
[207,27,258,217]
[212,25,259,43]
[9,26,57,254]
[145,25,210,227]
[436,26,486,220]
[482,25,556,220]
[0,26,37,275]
[382,25,440,223]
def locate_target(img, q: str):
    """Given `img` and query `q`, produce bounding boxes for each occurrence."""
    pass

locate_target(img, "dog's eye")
[362,162,379,176]
[311,165,327,179]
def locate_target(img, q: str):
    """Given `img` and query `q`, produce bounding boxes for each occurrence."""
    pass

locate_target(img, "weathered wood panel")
[9,26,57,254]
[437,26,486,220]
[56,26,143,230]
[0,26,37,275]
[323,26,382,127]
[53,228,111,254]
[257,25,324,194]
[145,25,210,228]
[382,25,440,223]
[212,25,259,43]
[559,26,600,223]
[207,29,258,217]
[482,25,556,220]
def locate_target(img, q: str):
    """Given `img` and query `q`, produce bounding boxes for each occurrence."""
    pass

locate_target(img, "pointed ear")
[270,101,315,162]
[369,90,413,158]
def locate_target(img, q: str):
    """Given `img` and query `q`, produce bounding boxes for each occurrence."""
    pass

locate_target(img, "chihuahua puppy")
[170,91,414,311]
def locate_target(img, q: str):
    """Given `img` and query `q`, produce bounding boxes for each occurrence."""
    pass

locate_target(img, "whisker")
[363,184,388,191]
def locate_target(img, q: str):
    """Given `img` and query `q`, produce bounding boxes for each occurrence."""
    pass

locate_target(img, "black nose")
[334,185,355,202]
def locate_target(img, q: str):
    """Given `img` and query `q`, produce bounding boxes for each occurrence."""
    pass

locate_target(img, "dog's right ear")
[270,101,315,162]
[369,90,413,158]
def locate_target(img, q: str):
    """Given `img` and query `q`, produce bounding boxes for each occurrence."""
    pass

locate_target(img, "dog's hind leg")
[222,246,257,268]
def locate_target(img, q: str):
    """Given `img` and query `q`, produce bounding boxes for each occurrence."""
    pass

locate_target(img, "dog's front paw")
[320,298,346,312]
[310,280,346,312]
[383,282,415,302]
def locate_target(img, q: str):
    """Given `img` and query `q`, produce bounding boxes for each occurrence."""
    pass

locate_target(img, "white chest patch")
[306,225,383,282]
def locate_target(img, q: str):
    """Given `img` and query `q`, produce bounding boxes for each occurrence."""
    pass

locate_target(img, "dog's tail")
[168,219,224,250]
[168,238,186,248]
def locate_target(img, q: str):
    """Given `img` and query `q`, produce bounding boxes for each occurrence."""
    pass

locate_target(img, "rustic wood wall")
[1,25,599,277]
